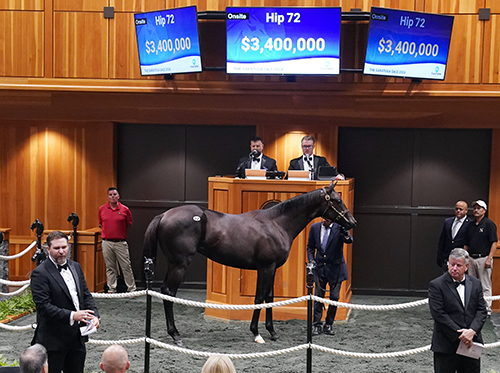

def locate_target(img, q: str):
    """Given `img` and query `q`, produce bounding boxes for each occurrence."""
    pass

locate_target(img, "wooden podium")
[205,177,355,322]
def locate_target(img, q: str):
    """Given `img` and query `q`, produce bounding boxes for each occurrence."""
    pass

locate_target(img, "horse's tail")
[143,213,164,262]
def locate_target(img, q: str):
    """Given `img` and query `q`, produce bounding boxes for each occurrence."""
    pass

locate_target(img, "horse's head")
[320,182,357,230]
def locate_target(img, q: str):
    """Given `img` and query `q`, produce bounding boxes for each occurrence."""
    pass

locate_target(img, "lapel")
[456,217,470,235]
[445,273,464,309]
[260,156,266,170]
[68,261,82,299]
[47,261,73,301]
[464,275,472,311]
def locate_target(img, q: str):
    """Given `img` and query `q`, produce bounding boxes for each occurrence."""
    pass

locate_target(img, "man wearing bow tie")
[429,248,487,373]
[235,137,277,178]
[288,135,344,181]
[31,231,100,373]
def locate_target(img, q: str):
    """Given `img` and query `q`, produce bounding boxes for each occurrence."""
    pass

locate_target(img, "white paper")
[80,322,97,337]
[456,341,484,359]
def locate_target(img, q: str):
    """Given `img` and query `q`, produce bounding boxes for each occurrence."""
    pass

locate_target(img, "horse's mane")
[252,188,322,219]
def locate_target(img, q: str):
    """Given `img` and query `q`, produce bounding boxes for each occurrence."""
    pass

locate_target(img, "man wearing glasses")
[288,135,344,180]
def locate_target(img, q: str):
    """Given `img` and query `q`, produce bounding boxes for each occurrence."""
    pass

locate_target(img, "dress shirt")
[320,223,332,251]
[49,257,80,323]
[454,277,465,306]
[251,157,262,170]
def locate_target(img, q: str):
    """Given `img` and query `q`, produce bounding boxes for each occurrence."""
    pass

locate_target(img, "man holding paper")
[428,248,487,373]
[31,231,100,373]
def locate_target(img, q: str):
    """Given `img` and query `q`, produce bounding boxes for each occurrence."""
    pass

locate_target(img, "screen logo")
[371,12,388,21]
[135,18,147,25]
[227,12,249,20]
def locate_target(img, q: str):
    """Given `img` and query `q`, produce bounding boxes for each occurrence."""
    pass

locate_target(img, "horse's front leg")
[251,267,276,343]
[264,271,279,341]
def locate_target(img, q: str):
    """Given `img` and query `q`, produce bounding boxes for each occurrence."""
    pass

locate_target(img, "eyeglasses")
[302,145,313,149]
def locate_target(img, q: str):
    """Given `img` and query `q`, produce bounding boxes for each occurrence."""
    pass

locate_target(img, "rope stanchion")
[0,279,30,286]
[88,338,146,346]
[311,295,429,310]
[0,241,37,260]
[310,343,432,358]
[0,322,36,331]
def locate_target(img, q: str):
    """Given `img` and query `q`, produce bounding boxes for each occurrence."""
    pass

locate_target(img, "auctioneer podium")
[205,176,354,322]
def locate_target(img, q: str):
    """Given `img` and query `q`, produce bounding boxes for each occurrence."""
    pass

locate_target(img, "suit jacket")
[437,217,471,268]
[31,259,99,352]
[428,272,487,354]
[307,222,351,283]
[288,155,330,180]
[235,154,277,178]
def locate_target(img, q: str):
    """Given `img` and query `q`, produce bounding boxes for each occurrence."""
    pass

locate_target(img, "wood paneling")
[0,11,44,77]
[54,0,107,12]
[482,15,500,84]
[0,121,114,236]
[0,0,43,10]
[111,0,168,13]
[486,0,500,13]
[109,12,142,79]
[442,15,483,83]
[53,12,108,78]
[424,0,485,14]
[356,0,415,11]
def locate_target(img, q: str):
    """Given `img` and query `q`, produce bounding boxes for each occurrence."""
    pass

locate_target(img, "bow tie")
[454,279,465,287]
[304,156,312,162]
[253,157,260,162]
[58,263,68,272]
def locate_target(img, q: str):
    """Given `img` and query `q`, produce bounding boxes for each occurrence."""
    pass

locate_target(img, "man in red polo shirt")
[98,187,136,294]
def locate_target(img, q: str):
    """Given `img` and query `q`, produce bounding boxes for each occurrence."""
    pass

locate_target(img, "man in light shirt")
[235,137,277,178]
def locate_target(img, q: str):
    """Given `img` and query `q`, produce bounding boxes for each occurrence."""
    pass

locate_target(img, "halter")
[321,187,351,225]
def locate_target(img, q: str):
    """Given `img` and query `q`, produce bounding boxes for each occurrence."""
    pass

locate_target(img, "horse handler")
[98,187,136,294]
[307,218,352,336]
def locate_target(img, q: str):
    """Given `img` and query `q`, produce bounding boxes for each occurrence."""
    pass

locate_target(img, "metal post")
[67,213,79,262]
[305,262,315,373]
[144,258,154,373]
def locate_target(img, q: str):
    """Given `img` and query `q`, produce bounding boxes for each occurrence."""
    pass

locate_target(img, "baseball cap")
[472,200,487,210]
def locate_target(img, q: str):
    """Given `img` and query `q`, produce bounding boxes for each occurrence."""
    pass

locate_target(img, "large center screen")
[363,7,454,80]
[226,7,341,75]
[134,6,202,76]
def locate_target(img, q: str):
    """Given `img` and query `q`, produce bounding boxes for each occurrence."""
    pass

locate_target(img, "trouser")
[47,339,86,373]
[313,276,342,326]
[433,352,480,373]
[102,240,136,292]
[468,256,492,313]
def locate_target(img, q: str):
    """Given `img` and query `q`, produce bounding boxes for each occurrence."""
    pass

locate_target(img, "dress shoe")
[323,325,335,335]
[313,325,323,335]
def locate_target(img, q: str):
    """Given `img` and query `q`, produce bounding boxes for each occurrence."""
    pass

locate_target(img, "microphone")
[249,149,259,158]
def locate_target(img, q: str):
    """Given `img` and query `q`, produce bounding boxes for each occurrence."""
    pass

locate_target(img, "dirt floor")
[1,289,500,373]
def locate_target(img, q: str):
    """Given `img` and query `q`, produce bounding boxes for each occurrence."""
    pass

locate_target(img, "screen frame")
[363,7,454,81]
[134,5,203,76]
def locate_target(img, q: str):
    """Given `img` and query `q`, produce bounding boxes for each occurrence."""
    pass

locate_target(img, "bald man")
[99,345,130,373]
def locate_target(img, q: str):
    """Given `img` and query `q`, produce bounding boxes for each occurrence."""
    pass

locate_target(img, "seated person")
[235,137,277,178]
[288,135,344,180]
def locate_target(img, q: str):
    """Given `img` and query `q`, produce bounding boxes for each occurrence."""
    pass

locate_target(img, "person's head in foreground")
[201,354,236,373]
[100,344,130,373]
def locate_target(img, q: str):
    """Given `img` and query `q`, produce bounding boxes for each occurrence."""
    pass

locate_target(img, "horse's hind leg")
[250,267,277,343]
[264,271,279,341]
[161,265,186,346]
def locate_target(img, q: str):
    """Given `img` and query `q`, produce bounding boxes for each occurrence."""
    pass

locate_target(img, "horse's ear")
[329,181,337,190]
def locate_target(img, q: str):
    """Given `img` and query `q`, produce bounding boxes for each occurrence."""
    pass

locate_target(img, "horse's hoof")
[173,338,184,347]
[270,333,279,341]
[254,334,265,344]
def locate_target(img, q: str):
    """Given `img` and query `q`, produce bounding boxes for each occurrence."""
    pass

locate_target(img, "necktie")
[451,219,460,239]
[321,226,330,250]
[454,280,465,287]
[58,263,68,272]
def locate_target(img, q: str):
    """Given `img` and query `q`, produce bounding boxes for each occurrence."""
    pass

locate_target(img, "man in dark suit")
[307,218,352,336]
[288,135,344,180]
[437,201,471,272]
[429,248,487,373]
[30,231,100,373]
[235,137,277,178]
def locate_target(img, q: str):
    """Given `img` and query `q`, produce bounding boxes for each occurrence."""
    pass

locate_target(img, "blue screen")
[364,7,454,80]
[134,6,202,75]
[226,7,341,75]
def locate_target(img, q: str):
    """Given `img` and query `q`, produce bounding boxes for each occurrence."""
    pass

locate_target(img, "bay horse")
[143,182,356,346]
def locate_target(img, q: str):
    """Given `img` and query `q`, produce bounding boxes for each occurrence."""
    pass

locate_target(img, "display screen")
[134,6,202,75]
[363,7,454,80]
[226,7,341,75]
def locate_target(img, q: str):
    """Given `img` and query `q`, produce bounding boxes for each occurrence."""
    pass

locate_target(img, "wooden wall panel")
[0,0,43,10]
[0,11,44,77]
[442,15,482,83]
[109,12,142,79]
[0,121,114,237]
[54,0,107,12]
[486,0,500,13]
[356,0,415,11]
[482,15,500,84]
[111,0,168,13]
[257,125,339,175]
[424,0,484,14]
[53,12,108,78]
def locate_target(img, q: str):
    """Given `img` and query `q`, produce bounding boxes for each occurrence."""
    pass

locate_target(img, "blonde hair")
[201,355,236,373]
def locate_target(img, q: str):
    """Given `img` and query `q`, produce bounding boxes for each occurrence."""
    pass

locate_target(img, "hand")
[485,257,493,268]
[73,309,95,324]
[457,328,476,348]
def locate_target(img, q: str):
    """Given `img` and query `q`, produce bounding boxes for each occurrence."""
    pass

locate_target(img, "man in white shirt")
[235,137,277,178]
